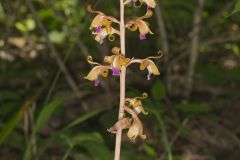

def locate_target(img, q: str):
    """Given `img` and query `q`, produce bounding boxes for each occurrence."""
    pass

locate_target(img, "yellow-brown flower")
[123,106,146,141]
[126,9,153,40]
[129,51,163,80]
[84,56,111,86]
[104,47,130,76]
[87,5,120,44]
[125,93,148,115]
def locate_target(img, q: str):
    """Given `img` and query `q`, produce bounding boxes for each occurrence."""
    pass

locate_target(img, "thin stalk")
[114,0,126,160]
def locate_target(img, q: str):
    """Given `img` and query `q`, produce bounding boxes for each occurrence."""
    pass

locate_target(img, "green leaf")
[165,117,192,138]
[151,80,166,101]
[142,144,157,157]
[49,31,66,44]
[23,97,63,160]
[0,90,19,101]
[152,107,173,160]
[33,96,64,133]
[15,22,28,33]
[34,109,103,159]
[176,103,210,114]
[231,0,240,15]
[72,132,104,144]
[0,96,35,143]
[80,141,112,160]
[25,18,36,31]
[0,2,6,21]
[64,108,103,129]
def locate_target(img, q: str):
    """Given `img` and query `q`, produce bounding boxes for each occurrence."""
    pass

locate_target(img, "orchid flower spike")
[87,5,120,44]
[125,93,148,115]
[104,47,130,76]
[84,56,111,86]
[126,9,153,40]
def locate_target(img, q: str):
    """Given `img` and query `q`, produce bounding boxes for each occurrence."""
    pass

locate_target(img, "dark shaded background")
[0,0,240,159]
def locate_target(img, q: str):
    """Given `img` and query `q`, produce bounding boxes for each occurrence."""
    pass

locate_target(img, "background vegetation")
[0,0,240,159]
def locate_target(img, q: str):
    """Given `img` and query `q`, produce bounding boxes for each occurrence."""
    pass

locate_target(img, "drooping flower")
[104,47,130,76]
[140,59,160,80]
[125,93,148,115]
[128,51,163,80]
[126,9,153,40]
[87,5,120,44]
[84,56,111,86]
[127,116,146,141]
[123,106,146,141]
[107,117,132,133]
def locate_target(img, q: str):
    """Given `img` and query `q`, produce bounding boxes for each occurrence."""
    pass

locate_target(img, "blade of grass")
[23,96,64,160]
[152,108,173,160]
[36,108,103,159]
[0,93,40,143]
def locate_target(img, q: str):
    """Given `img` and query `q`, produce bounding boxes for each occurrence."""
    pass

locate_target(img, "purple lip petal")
[95,26,102,33]
[140,34,146,40]
[112,67,120,76]
[94,79,100,87]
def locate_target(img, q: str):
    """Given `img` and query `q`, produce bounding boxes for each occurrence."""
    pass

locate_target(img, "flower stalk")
[114,0,126,160]
[85,0,160,159]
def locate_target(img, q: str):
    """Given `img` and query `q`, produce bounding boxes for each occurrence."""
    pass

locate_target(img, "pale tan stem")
[114,0,126,160]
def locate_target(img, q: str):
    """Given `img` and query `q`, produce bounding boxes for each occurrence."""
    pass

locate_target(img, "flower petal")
[138,20,153,35]
[147,60,160,75]
[142,0,156,8]
[85,66,109,81]
[90,15,105,30]
[104,55,115,64]
[138,9,153,20]
[126,21,139,32]
[127,117,146,141]
[140,60,150,71]
[107,117,132,133]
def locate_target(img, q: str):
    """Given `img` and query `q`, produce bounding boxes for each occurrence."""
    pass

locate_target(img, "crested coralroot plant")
[85,0,162,159]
